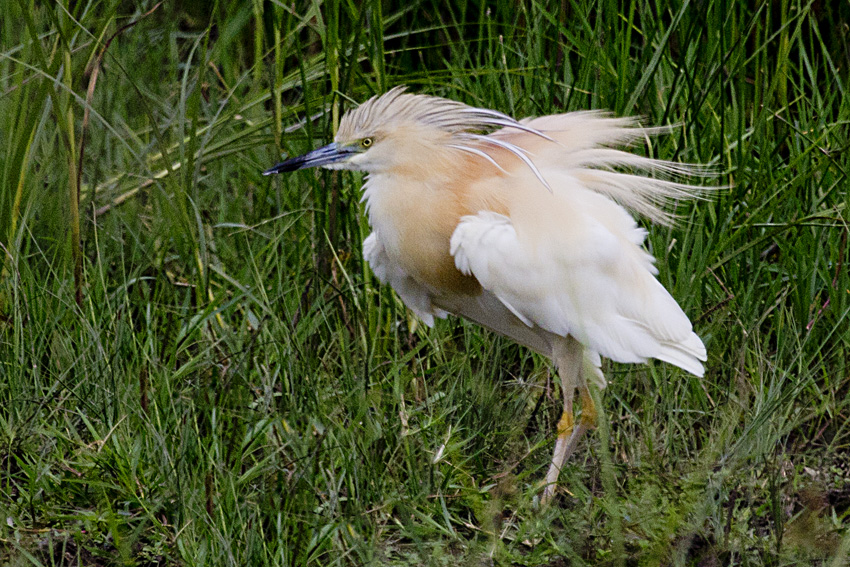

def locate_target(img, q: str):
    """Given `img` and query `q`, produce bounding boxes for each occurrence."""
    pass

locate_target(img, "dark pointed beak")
[263,142,354,175]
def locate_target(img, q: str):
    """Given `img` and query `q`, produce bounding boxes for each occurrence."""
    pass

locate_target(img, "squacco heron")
[265,87,707,501]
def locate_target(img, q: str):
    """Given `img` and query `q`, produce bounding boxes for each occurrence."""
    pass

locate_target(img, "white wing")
[450,210,706,376]
[363,233,447,327]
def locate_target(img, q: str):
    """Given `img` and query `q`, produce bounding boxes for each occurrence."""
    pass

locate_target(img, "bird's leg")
[542,336,584,502]
[578,382,598,429]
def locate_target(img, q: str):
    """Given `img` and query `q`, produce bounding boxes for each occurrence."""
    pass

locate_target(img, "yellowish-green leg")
[579,382,598,430]
[543,395,575,499]
[542,340,603,503]
[542,336,582,502]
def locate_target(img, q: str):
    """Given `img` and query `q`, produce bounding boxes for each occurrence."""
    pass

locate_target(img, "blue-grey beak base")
[263,143,353,175]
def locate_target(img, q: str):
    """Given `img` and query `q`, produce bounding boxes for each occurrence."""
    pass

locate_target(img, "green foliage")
[1,0,848,565]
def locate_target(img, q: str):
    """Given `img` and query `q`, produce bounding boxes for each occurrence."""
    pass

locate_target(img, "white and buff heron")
[264,87,707,501]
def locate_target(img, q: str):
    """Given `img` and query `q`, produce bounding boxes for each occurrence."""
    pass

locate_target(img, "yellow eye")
[361,137,373,148]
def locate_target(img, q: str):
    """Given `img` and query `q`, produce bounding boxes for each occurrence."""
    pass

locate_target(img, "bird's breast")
[364,176,481,297]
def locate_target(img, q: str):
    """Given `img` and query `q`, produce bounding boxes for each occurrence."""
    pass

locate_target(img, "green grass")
[1,0,849,565]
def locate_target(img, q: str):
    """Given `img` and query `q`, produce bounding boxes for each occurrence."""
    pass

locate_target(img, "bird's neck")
[361,171,457,249]
[361,172,481,296]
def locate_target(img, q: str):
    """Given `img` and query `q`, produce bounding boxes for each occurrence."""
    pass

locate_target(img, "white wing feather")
[449,210,706,376]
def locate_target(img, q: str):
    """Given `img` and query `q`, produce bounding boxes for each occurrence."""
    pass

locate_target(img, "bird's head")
[263,87,550,178]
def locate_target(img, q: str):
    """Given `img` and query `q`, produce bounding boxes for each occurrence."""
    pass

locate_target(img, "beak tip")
[263,160,298,175]
[264,143,351,176]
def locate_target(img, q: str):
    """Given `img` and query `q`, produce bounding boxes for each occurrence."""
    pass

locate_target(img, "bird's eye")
[361,138,373,148]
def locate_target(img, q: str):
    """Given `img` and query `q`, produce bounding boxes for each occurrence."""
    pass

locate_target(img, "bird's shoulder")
[460,174,648,264]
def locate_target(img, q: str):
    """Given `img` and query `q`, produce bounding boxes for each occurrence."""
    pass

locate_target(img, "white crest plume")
[338,86,711,224]
[338,86,555,190]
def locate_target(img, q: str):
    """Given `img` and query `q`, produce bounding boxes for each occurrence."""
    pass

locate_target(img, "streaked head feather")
[338,86,552,140]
